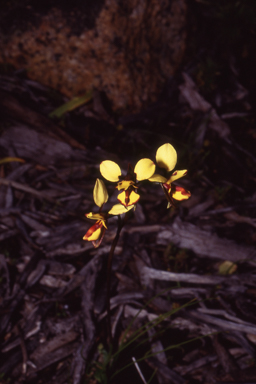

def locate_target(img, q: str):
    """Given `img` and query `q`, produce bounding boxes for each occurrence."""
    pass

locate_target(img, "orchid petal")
[172,186,191,201]
[85,227,102,241]
[100,160,121,182]
[92,227,106,248]
[148,173,167,183]
[108,204,134,215]
[118,190,140,207]
[83,221,103,241]
[86,212,106,221]
[127,190,140,205]
[117,191,127,206]
[168,170,187,183]
[134,158,155,181]
[102,220,108,229]
[93,178,108,207]
[156,143,177,172]
[116,180,135,191]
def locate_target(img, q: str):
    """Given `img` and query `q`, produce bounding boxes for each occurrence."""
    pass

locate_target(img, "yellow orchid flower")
[83,212,108,247]
[100,159,155,207]
[149,143,191,208]
[83,178,109,247]
[83,179,134,247]
[108,203,134,215]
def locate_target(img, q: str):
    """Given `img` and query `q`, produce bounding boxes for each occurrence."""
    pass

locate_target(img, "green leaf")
[49,91,92,118]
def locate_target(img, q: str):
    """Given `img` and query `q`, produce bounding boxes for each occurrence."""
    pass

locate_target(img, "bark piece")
[0,125,85,167]
[25,340,80,376]
[189,310,256,335]
[147,358,186,384]
[157,218,256,264]
[212,334,238,374]
[140,265,225,286]
[174,354,217,375]
[71,251,102,383]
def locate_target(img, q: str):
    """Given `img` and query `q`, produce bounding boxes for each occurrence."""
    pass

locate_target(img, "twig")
[17,324,28,375]
[189,310,256,335]
[132,357,148,384]
[140,266,225,285]
[0,177,56,202]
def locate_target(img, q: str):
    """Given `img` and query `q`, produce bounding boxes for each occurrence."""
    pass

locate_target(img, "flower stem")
[106,210,132,344]
[106,215,123,344]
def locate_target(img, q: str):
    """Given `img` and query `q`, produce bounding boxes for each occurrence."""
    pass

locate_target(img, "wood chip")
[189,310,256,335]
[140,265,225,285]
[157,218,256,264]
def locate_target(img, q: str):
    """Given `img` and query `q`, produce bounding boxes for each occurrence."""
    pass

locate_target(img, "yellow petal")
[148,173,167,183]
[118,190,140,207]
[129,190,140,205]
[156,143,177,172]
[86,212,106,221]
[134,158,155,181]
[168,170,187,183]
[100,160,121,182]
[172,186,191,201]
[116,180,135,191]
[108,204,134,215]
[83,221,103,241]
[93,178,108,207]
[84,227,102,241]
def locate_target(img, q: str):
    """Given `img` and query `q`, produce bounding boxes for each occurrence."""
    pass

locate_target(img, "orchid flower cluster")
[83,143,191,247]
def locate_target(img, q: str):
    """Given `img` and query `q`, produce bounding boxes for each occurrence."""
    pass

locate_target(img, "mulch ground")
[1,2,256,383]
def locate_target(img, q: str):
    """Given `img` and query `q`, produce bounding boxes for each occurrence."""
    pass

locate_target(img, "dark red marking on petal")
[125,190,130,206]
[117,196,125,207]
[163,182,171,194]
[161,184,176,208]
[124,163,136,182]
[175,186,191,196]
[172,171,178,176]
[83,220,102,240]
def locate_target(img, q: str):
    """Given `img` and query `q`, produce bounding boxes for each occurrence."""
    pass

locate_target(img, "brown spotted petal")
[172,186,191,201]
